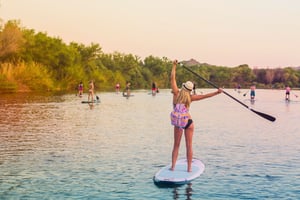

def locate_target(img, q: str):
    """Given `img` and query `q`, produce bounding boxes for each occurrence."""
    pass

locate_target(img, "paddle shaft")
[181,64,276,122]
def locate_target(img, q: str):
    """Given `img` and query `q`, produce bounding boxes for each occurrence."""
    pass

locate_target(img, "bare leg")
[171,127,183,171]
[184,123,194,172]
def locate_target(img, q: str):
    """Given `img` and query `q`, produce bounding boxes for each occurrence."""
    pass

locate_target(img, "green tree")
[0,20,24,62]
[143,55,171,88]
[233,64,256,87]
[283,67,299,87]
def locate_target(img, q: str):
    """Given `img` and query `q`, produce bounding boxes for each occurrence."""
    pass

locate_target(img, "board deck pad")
[153,158,205,185]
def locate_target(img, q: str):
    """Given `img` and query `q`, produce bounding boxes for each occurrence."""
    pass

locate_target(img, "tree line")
[0,20,299,93]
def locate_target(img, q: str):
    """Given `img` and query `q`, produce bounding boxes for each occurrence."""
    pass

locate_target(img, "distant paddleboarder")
[123,81,131,98]
[151,82,157,95]
[192,82,197,94]
[88,80,94,102]
[250,84,256,100]
[285,85,291,101]
[78,81,83,97]
[237,84,241,93]
[115,83,120,93]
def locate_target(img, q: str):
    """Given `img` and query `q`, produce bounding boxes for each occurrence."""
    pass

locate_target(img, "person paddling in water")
[170,60,223,172]
[78,81,83,97]
[124,81,131,98]
[115,83,120,93]
[285,85,291,100]
[250,84,256,100]
[152,82,157,95]
[88,80,94,102]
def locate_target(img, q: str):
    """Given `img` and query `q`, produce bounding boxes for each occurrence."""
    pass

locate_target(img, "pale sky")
[1,0,300,68]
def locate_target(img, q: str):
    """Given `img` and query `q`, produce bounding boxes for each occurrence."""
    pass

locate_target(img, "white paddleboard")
[122,92,134,97]
[153,158,205,185]
[81,100,100,103]
[81,96,100,103]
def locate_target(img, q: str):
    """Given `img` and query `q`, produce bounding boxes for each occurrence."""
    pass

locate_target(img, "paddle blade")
[250,109,276,122]
[243,91,249,96]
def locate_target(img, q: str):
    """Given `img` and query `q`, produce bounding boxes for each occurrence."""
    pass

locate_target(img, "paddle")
[180,63,276,122]
[243,90,249,97]
[292,92,298,98]
[96,95,100,102]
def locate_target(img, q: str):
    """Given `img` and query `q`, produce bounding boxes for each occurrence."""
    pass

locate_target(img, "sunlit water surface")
[0,89,299,199]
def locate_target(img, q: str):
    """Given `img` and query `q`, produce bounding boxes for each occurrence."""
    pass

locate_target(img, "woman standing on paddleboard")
[78,81,83,97]
[170,60,222,172]
[88,80,95,102]
[285,85,291,100]
[250,83,256,100]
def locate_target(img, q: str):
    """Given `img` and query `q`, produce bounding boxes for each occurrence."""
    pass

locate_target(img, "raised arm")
[171,60,179,95]
[191,88,222,101]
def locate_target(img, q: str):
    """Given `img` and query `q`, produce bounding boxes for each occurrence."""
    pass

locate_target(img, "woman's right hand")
[217,88,223,94]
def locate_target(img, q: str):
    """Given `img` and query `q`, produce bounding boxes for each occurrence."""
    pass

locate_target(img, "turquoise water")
[0,89,299,199]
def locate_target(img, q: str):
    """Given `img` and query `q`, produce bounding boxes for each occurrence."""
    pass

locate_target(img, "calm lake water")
[0,89,299,199]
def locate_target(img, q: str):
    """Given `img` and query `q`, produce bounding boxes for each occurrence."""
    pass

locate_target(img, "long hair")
[175,89,191,108]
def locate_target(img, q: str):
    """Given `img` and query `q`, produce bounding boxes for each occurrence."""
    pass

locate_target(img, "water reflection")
[172,183,193,200]
[0,93,66,165]
[155,182,193,200]
[285,99,290,112]
[88,102,94,109]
